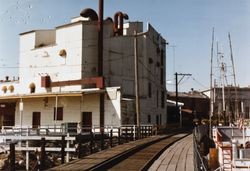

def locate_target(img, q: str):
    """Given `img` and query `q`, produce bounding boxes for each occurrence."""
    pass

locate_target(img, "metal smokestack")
[80,8,98,21]
[98,0,105,132]
[114,12,129,36]
[98,0,103,76]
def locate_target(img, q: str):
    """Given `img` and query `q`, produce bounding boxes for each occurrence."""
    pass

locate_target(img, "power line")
[191,76,208,89]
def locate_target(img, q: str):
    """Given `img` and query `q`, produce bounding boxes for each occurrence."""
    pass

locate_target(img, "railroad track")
[90,132,190,171]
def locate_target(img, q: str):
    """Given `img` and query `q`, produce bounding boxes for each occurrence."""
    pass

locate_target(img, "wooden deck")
[49,135,167,170]
[149,134,194,171]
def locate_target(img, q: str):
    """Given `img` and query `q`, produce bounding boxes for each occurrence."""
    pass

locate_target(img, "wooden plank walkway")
[108,133,188,171]
[149,134,194,171]
[49,135,167,171]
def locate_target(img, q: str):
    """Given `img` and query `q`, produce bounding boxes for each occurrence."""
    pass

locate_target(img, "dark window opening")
[148,58,153,64]
[161,91,165,108]
[156,90,159,108]
[161,50,164,65]
[160,68,164,85]
[148,82,152,98]
[54,107,63,121]
[134,113,136,125]
[147,115,151,123]
[156,115,159,125]
[30,87,35,93]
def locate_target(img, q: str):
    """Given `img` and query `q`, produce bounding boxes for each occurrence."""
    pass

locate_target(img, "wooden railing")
[0,124,155,170]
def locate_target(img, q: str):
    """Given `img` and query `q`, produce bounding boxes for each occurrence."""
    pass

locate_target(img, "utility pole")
[134,30,140,139]
[134,31,148,139]
[175,72,191,128]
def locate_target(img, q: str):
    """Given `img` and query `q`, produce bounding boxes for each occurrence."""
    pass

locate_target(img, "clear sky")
[1,0,250,92]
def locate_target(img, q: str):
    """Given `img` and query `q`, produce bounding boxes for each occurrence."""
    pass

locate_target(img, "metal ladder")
[222,148,232,171]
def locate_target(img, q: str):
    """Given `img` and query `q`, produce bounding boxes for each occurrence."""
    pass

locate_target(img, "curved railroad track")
[90,132,190,171]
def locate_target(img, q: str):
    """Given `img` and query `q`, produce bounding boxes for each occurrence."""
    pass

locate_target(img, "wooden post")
[101,131,104,150]
[150,126,153,136]
[90,132,94,154]
[9,143,15,171]
[26,140,29,170]
[118,128,121,145]
[40,137,46,170]
[110,129,113,148]
[137,126,140,139]
[66,134,70,163]
[133,125,136,141]
[61,135,65,164]
[141,126,144,138]
[78,142,82,158]
[129,126,134,141]
[125,127,128,143]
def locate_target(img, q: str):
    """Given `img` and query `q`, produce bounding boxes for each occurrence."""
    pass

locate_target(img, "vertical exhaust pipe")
[98,0,105,130]
[80,1,104,130]
[98,0,103,76]
[114,12,129,36]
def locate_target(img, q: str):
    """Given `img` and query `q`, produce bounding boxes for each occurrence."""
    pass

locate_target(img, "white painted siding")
[2,17,167,127]
[14,89,121,127]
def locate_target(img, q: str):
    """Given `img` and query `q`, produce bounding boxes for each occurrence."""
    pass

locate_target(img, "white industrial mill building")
[0,10,167,130]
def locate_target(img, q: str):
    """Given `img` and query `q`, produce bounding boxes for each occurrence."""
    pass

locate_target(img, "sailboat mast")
[218,43,226,124]
[209,28,214,137]
[228,33,238,121]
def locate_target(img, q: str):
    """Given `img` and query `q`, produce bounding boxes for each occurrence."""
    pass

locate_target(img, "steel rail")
[89,132,191,171]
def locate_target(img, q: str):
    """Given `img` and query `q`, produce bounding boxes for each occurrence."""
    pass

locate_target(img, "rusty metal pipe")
[98,0,103,76]
[98,0,105,130]
[114,11,123,36]
[80,8,98,21]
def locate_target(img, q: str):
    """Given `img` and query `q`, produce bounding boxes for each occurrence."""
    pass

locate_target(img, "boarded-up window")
[54,107,63,121]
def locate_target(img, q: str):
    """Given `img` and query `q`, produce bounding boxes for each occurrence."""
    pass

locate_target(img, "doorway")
[32,112,41,128]
[0,103,15,127]
[82,112,92,132]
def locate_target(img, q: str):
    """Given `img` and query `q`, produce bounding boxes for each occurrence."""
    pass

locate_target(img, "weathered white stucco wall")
[14,89,121,127]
